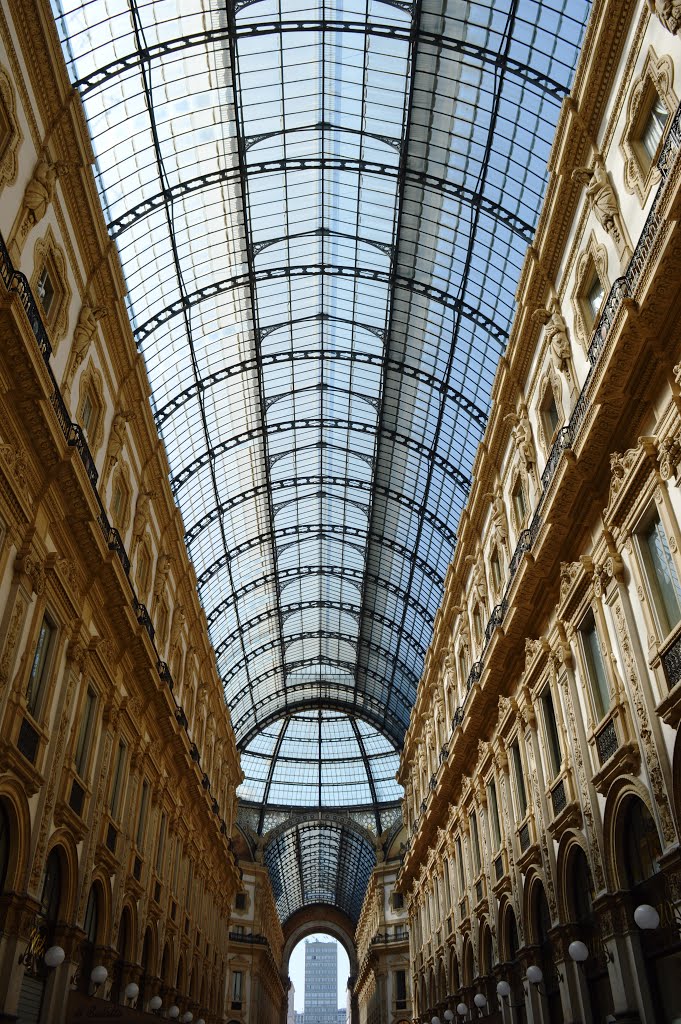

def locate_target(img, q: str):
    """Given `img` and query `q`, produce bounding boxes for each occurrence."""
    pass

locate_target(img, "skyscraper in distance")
[304,940,337,1024]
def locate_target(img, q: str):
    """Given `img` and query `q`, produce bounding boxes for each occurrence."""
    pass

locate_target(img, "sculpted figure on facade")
[572,156,632,264]
[486,486,509,547]
[64,302,107,395]
[22,153,61,227]
[132,489,155,545]
[648,0,681,33]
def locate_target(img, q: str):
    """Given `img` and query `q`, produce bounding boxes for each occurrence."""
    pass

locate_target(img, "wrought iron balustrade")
[595,718,618,765]
[661,630,681,689]
[551,778,567,816]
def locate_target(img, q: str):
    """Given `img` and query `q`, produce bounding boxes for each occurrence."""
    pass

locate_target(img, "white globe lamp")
[125,982,139,1001]
[432,1017,441,1024]
[90,965,108,986]
[168,1007,180,1020]
[496,980,511,998]
[149,995,162,1011]
[444,1012,455,1022]
[44,945,65,968]
[634,903,660,930]
[526,964,543,986]
[568,939,589,962]
[474,993,487,1009]
[457,1004,468,1018]
[182,1014,194,1023]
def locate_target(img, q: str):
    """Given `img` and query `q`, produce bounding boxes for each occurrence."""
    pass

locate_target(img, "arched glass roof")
[239,710,401,819]
[52,0,591,923]
[264,818,376,924]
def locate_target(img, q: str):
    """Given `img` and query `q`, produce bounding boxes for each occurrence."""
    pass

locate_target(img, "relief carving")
[613,601,677,846]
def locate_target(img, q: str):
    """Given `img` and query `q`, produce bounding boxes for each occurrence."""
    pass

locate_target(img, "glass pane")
[644,516,681,635]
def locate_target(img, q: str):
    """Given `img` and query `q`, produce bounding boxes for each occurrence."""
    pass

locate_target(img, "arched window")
[176,955,185,994]
[624,798,661,888]
[0,802,10,893]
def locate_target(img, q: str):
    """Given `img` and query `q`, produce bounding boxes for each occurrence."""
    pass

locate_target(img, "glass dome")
[238,710,402,809]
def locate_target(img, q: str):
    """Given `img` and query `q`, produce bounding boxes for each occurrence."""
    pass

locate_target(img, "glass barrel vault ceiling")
[52,0,590,919]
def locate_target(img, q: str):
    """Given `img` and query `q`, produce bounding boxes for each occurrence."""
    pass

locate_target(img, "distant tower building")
[337,1009,347,1024]
[287,982,296,1024]
[304,940,337,1024]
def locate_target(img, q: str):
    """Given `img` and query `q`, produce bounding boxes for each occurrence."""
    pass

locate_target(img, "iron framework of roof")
[53,0,591,924]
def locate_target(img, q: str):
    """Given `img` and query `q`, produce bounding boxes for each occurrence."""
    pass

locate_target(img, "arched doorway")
[80,882,102,993]
[111,905,133,1003]
[530,882,561,1024]
[138,926,154,1009]
[565,844,613,1021]
[499,903,525,1024]
[16,847,63,1023]
[616,795,681,1021]
[286,931,351,1024]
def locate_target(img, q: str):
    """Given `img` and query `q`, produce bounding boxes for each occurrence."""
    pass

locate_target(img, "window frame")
[540,684,562,781]
[578,611,612,724]
[26,612,57,720]
[635,507,681,641]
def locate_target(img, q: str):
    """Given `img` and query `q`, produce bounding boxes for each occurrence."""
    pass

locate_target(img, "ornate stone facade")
[397,4,681,1022]
[0,2,243,1022]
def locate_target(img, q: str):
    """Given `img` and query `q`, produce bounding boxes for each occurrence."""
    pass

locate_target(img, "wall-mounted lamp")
[444,1012,454,1023]
[90,965,108,995]
[168,1007,180,1020]
[526,965,543,986]
[196,1018,205,1024]
[456,1003,469,1018]
[431,1016,441,1024]
[124,982,139,1004]
[148,994,162,1012]
[43,946,65,968]
[634,903,661,930]
[181,1013,193,1023]
[496,981,511,999]
[568,938,613,966]
[473,993,487,1011]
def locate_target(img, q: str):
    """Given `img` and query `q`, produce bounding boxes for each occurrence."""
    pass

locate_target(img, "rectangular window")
[642,92,669,162]
[580,614,611,721]
[392,892,404,910]
[512,741,528,819]
[109,740,127,819]
[488,780,502,849]
[136,779,149,850]
[185,859,193,910]
[395,969,407,1007]
[491,547,502,591]
[232,970,242,1003]
[470,812,481,874]
[541,686,562,778]
[641,514,681,636]
[112,480,124,520]
[586,274,605,322]
[544,393,559,437]
[74,686,96,779]
[81,393,94,434]
[26,614,56,717]
[512,480,527,526]
[443,858,451,908]
[156,812,167,875]
[37,267,54,316]
[473,606,483,644]
[172,841,181,893]
[455,836,465,890]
